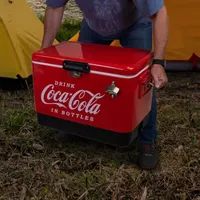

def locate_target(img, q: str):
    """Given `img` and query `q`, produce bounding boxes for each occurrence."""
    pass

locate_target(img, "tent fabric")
[0,0,58,80]
[164,0,200,61]
[69,0,200,64]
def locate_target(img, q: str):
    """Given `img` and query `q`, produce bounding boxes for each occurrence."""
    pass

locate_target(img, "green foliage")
[56,19,81,42]
[38,15,81,42]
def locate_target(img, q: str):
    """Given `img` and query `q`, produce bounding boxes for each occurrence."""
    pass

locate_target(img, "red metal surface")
[32,41,153,134]
[32,41,151,75]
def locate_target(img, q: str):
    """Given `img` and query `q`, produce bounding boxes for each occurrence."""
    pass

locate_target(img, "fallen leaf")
[158,104,174,112]
[20,186,27,200]
[33,143,44,151]
[174,145,184,154]
[140,187,147,200]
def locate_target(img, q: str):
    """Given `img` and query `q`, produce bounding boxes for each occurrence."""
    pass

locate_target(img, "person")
[41,0,169,170]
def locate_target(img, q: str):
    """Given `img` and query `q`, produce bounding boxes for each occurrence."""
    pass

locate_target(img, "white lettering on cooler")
[60,110,94,121]
[41,84,105,115]
[54,81,75,89]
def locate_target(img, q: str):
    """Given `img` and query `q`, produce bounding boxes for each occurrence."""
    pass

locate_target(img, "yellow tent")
[0,0,58,90]
[69,0,200,71]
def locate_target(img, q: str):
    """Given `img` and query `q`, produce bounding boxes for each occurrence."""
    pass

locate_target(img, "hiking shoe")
[55,131,76,143]
[138,144,158,170]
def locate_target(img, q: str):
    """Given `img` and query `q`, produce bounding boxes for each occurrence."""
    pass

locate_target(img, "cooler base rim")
[37,113,142,147]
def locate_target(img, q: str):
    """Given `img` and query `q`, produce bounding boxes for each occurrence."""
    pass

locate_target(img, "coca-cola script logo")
[41,84,105,115]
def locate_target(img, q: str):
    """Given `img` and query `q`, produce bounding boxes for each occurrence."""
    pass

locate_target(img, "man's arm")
[41,0,68,49]
[134,0,169,88]
[150,5,169,88]
[151,5,169,59]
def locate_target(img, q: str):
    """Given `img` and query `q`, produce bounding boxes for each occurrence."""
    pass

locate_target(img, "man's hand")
[151,64,168,89]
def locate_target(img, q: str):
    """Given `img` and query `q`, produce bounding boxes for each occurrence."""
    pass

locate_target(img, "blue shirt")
[46,0,164,36]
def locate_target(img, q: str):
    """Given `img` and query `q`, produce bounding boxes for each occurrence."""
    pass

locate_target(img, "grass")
[0,74,199,200]
[0,18,200,199]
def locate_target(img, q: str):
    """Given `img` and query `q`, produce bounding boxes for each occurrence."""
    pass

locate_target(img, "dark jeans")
[78,19,157,144]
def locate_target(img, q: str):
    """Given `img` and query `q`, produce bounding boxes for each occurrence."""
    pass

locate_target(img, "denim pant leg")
[119,22,158,144]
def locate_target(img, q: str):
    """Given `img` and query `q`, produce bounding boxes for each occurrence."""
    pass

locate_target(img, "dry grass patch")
[0,72,199,199]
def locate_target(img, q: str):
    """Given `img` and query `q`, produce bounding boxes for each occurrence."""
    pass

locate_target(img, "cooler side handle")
[138,70,153,99]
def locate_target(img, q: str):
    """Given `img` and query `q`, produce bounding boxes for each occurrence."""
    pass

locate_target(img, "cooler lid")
[32,41,152,76]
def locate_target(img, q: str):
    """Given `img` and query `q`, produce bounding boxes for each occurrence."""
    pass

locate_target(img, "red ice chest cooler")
[32,41,153,147]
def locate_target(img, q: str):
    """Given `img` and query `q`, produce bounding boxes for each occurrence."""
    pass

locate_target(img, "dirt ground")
[0,72,200,199]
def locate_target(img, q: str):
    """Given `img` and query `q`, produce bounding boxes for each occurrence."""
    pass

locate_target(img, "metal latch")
[68,71,81,78]
[63,60,90,78]
[105,81,120,98]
